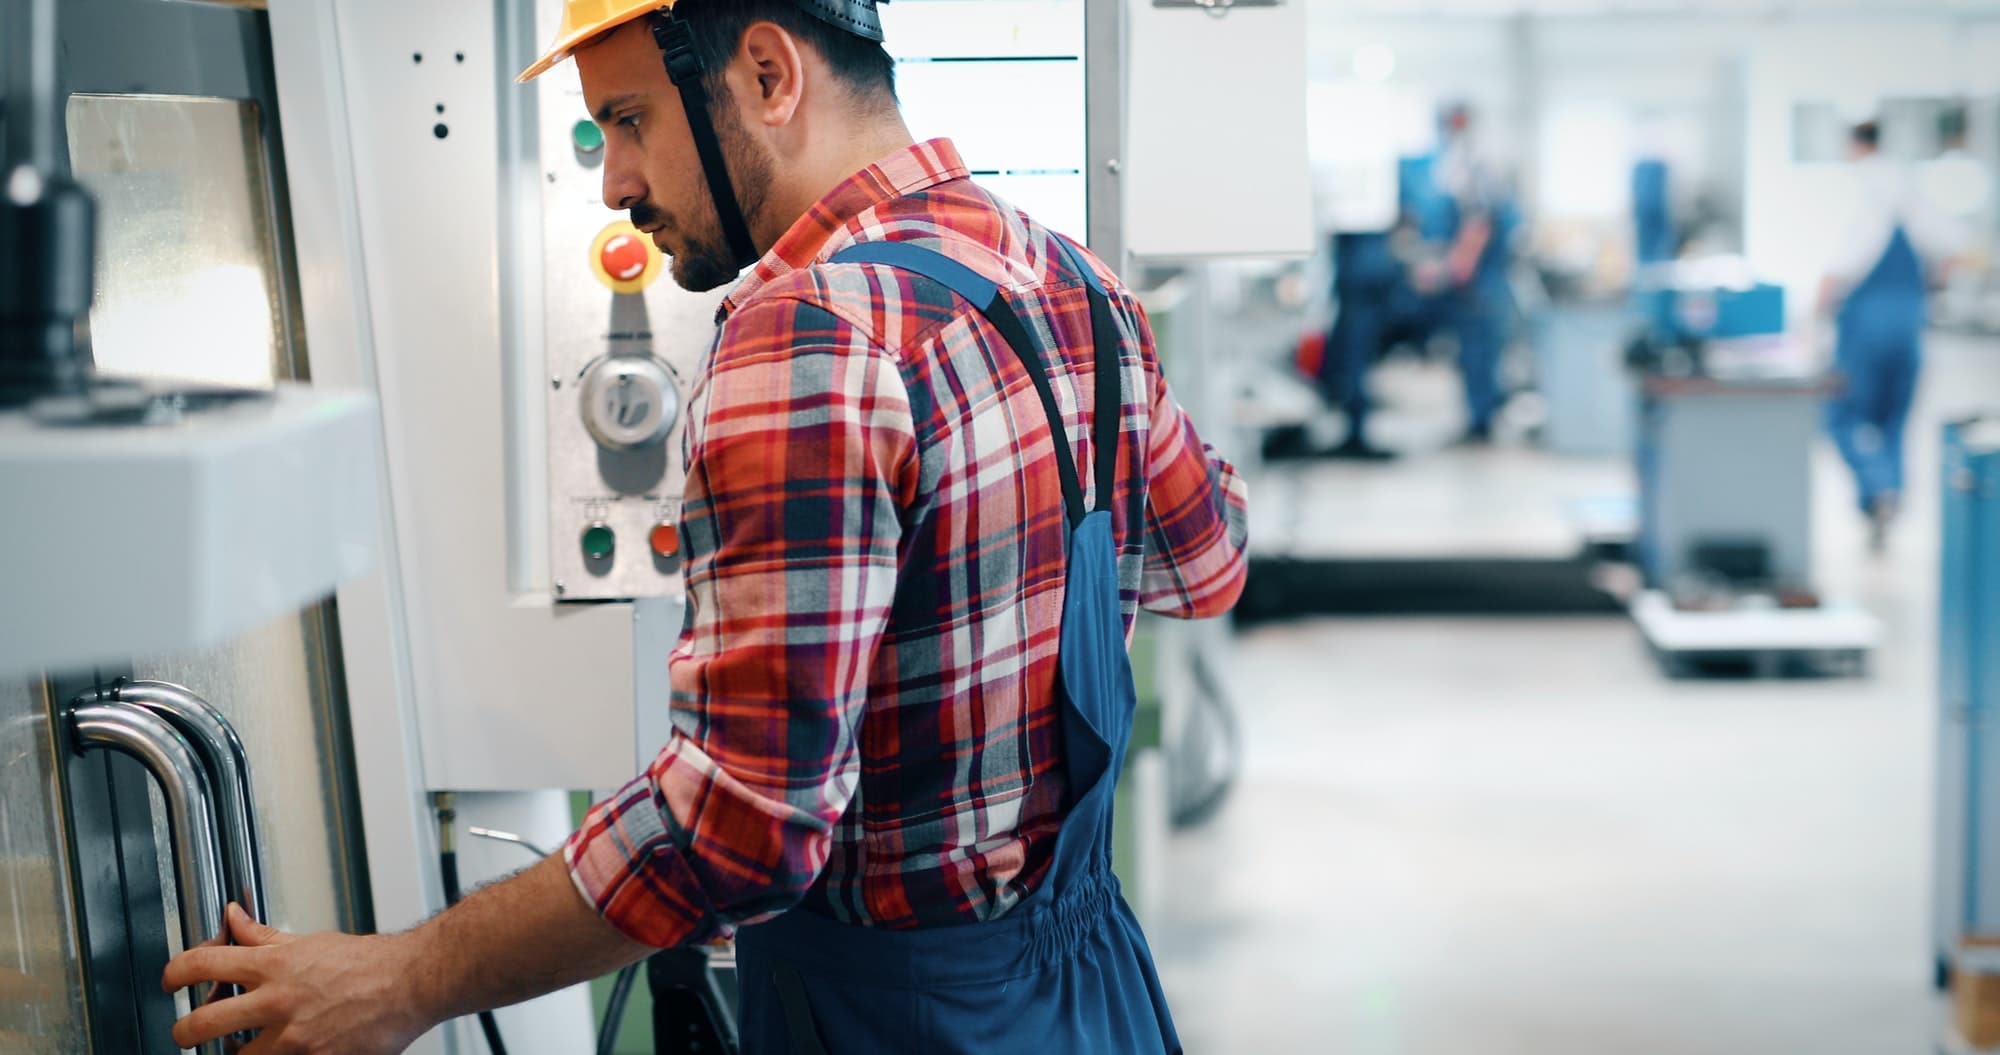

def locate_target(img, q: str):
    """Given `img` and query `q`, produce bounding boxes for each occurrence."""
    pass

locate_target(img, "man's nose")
[603,146,643,212]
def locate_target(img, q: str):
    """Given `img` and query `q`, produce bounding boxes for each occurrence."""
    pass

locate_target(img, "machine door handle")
[70,703,229,1055]
[113,681,267,922]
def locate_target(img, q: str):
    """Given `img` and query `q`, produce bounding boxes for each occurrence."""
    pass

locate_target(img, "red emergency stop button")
[601,233,649,282]
[590,221,662,294]
[649,522,680,558]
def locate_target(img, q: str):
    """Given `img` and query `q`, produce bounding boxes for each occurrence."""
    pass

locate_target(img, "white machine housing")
[0,388,381,680]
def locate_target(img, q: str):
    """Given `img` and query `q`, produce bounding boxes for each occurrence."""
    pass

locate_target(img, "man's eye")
[618,114,641,129]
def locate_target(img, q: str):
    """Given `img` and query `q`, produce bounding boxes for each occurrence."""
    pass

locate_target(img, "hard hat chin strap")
[651,12,760,273]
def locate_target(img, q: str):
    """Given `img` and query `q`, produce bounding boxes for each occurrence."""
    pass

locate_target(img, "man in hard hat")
[1821,119,1961,552]
[163,2,1247,1053]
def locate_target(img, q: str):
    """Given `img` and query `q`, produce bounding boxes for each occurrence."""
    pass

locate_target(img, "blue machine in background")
[1935,416,2000,988]
[1633,280,1788,347]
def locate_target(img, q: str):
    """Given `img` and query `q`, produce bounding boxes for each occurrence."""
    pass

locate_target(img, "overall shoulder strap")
[1045,235,1121,517]
[830,238,1123,527]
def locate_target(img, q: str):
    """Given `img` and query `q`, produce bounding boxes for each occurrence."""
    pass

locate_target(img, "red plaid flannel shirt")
[565,139,1248,946]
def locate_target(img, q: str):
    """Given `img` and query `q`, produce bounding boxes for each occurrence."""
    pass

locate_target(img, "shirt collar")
[719,138,970,319]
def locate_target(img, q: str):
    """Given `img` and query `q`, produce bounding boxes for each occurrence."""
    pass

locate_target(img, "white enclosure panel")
[1125,0,1314,259]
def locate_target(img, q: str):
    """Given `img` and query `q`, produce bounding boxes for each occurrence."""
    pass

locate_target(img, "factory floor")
[1152,331,2000,1053]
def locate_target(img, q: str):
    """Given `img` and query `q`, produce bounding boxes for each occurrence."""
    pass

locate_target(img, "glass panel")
[65,93,286,388]
[0,680,90,1055]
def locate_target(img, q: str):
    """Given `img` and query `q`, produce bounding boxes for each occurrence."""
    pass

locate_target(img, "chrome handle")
[114,681,267,923]
[70,703,229,1055]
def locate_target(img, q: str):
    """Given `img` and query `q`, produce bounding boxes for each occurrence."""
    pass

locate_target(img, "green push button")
[581,523,616,561]
[572,119,604,154]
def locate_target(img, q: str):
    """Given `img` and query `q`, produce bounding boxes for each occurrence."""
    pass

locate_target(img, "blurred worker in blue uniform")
[1821,120,1962,551]
[1430,104,1520,445]
[1324,230,1402,459]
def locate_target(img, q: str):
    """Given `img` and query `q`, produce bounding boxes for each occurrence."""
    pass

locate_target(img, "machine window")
[66,93,288,388]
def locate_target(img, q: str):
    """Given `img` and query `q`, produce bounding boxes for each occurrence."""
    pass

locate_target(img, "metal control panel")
[534,0,1100,602]
[535,8,727,601]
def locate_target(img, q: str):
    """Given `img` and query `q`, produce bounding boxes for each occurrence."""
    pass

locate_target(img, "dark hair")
[1850,120,1880,149]
[669,0,897,107]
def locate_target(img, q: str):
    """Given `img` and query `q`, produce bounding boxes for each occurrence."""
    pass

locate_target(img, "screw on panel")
[555,581,566,596]
[552,376,562,390]
[1106,159,1122,174]
[413,52,423,64]
[455,52,466,63]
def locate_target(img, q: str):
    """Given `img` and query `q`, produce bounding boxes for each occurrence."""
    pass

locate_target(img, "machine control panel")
[534,3,727,601]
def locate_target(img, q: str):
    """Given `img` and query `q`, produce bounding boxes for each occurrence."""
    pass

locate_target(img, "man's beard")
[632,101,773,295]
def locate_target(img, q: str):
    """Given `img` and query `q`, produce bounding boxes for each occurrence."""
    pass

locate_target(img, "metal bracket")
[1151,0,1280,13]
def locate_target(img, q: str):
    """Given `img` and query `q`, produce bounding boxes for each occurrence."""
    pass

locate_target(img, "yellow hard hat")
[518,0,674,83]
[518,0,885,83]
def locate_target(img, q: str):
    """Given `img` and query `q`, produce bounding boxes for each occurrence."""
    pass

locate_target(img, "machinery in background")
[1935,415,2000,1001]
[0,1,396,1051]
[1625,261,1883,676]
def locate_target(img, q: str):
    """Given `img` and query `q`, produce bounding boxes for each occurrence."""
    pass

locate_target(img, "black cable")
[597,963,642,1055]
[439,836,510,1055]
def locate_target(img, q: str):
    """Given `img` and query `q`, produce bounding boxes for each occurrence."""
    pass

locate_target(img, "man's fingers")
[162,945,265,992]
[225,903,293,947]
[172,988,283,1050]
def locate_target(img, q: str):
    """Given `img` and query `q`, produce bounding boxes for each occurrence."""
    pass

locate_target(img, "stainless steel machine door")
[0,679,90,1055]
[0,1,377,1051]
[52,0,373,945]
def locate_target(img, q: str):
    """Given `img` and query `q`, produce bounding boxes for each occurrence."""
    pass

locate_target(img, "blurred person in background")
[1323,229,1403,460]
[1429,103,1521,446]
[1821,119,1964,552]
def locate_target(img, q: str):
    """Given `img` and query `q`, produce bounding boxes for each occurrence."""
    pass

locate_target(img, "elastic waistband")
[741,869,1124,989]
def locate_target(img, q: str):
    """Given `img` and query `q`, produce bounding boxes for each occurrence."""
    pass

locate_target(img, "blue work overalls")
[730,236,1182,1055]
[1828,226,1927,511]
[1442,195,1518,435]
[1327,231,1403,435]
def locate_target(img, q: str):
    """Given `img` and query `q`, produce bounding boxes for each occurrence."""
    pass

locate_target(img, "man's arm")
[1130,302,1249,620]
[1447,212,1492,288]
[162,856,649,1052]
[566,292,912,947]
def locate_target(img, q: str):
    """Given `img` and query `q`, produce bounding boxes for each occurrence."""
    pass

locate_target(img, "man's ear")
[735,21,804,126]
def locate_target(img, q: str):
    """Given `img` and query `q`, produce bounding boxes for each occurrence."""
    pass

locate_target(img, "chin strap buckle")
[652,12,704,87]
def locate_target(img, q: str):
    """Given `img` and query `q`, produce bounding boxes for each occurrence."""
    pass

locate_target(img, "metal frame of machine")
[2,1,433,1050]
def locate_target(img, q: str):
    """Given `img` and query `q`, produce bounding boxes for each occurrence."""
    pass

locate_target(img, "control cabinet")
[534,11,728,602]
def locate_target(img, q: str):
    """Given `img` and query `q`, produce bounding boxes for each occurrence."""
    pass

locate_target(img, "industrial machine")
[1626,260,1882,676]
[0,2,408,1052]
[1935,415,2000,994]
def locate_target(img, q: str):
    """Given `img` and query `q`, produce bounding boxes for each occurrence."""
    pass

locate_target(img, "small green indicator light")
[581,523,616,561]
[572,119,604,154]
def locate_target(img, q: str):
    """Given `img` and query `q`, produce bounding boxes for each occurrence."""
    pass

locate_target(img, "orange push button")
[649,522,680,558]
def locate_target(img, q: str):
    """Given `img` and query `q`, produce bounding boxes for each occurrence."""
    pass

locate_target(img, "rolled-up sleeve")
[564,295,916,949]
[1135,336,1249,619]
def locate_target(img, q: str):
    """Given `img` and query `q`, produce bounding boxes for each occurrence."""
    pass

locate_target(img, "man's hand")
[164,904,434,1055]
[164,854,657,1054]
